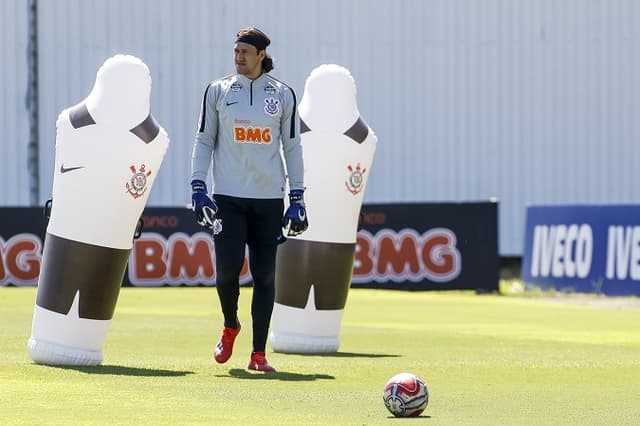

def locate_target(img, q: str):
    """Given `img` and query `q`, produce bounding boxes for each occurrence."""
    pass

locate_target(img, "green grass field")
[1,287,639,425]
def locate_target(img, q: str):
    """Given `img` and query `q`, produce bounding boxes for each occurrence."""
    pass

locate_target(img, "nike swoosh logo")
[226,101,239,106]
[60,164,85,173]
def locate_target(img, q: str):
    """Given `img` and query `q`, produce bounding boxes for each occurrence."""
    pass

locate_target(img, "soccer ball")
[382,372,429,417]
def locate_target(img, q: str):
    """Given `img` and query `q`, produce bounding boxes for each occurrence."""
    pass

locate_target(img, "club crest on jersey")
[230,82,242,92]
[345,163,367,195]
[264,84,277,95]
[264,97,279,116]
[126,164,152,199]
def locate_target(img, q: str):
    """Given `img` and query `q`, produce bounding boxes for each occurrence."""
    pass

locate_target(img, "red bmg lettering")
[234,126,272,143]
[354,228,461,284]
[129,232,251,286]
[0,234,42,286]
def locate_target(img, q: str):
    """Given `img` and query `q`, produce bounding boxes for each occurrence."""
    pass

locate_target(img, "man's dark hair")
[236,27,274,72]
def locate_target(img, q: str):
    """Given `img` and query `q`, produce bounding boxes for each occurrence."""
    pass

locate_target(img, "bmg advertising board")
[1,203,498,291]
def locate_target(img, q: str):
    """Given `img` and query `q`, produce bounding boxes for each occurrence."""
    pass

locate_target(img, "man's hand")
[191,179,218,229]
[283,189,309,237]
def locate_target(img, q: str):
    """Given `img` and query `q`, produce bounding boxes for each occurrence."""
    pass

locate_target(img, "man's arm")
[280,86,304,190]
[191,82,218,182]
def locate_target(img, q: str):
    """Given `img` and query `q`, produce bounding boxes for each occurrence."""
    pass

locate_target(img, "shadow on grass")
[292,351,401,358]
[386,415,432,420]
[47,365,194,377]
[219,368,335,381]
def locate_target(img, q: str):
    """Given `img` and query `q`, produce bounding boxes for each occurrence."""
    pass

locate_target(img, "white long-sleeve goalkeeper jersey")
[191,72,304,198]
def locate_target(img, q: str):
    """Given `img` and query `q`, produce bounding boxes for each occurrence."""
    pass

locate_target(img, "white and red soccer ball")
[382,372,429,417]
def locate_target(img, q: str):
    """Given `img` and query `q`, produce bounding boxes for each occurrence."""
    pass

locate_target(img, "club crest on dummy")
[126,164,152,199]
[345,163,367,195]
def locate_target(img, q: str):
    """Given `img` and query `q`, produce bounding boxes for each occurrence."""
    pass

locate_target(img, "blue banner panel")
[1,203,498,291]
[521,205,640,296]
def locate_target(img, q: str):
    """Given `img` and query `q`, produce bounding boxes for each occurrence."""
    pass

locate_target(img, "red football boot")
[247,351,276,373]
[213,322,241,364]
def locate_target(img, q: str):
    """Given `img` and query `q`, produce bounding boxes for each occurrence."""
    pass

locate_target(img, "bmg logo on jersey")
[234,126,272,144]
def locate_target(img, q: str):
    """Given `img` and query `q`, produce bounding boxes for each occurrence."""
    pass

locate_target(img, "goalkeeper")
[190,27,308,372]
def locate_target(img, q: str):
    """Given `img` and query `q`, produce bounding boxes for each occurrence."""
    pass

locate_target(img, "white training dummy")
[27,54,169,365]
[270,64,378,353]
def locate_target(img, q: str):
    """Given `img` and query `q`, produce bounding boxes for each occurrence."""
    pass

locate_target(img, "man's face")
[234,42,264,78]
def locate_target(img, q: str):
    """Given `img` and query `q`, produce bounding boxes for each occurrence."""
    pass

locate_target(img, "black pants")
[212,194,284,353]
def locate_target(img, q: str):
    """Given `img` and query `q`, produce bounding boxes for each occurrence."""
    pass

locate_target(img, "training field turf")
[1,287,639,425]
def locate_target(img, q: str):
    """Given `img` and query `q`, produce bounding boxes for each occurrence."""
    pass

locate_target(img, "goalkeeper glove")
[282,189,309,237]
[191,179,218,229]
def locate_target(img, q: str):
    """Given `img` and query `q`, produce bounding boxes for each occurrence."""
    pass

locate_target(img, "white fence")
[2,0,640,255]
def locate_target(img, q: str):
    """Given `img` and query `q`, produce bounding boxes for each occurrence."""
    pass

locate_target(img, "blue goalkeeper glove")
[191,179,218,229]
[282,189,309,237]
